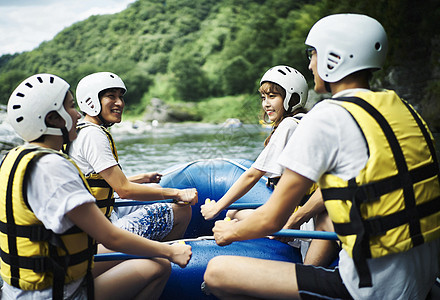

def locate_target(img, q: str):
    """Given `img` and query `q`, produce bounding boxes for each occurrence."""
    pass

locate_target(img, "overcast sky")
[0,0,136,56]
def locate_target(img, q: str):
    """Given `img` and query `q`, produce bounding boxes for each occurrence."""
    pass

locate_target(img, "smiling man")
[68,72,198,252]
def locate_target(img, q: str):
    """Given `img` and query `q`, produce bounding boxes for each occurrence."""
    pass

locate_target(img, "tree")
[122,68,153,108]
[168,49,209,101]
[221,56,254,95]
[0,70,30,104]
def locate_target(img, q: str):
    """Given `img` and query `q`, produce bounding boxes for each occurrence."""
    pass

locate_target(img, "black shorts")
[296,264,353,300]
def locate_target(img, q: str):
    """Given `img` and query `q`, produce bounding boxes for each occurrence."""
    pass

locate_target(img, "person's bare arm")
[128,172,162,184]
[283,188,325,229]
[67,202,192,267]
[100,165,197,205]
[213,169,313,246]
[201,167,265,220]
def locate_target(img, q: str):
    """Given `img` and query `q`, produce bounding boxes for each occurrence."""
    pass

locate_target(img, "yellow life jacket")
[0,145,95,299]
[319,90,440,287]
[77,122,120,218]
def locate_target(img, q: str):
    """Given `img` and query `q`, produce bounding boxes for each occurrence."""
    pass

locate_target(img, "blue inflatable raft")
[97,158,331,299]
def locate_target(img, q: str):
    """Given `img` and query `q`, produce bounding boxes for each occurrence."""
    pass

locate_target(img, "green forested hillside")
[0,0,439,126]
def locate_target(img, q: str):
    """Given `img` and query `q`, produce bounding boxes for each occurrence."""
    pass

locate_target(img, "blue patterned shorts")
[111,203,173,241]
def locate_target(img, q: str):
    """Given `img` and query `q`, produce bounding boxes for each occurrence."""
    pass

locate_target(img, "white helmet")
[260,65,308,113]
[7,74,72,142]
[76,72,126,116]
[305,14,388,83]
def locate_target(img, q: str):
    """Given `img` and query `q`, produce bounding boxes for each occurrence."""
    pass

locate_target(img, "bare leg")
[204,255,300,300]
[303,210,339,266]
[93,244,130,277]
[94,257,171,300]
[93,245,119,277]
[162,203,191,241]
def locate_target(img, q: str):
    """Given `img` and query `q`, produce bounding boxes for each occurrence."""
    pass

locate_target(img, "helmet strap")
[61,127,70,154]
[98,114,114,128]
[288,93,301,113]
[97,98,114,128]
[324,81,332,93]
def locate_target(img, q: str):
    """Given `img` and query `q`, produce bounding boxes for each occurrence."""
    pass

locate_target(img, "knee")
[204,256,228,290]
[154,258,172,279]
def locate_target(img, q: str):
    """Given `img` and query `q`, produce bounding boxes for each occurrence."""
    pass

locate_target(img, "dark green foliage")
[167,42,210,101]
[0,0,438,127]
[0,53,19,69]
[220,56,254,95]
[0,70,30,102]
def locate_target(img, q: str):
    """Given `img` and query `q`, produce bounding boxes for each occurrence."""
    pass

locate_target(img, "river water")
[1,119,440,174]
[112,122,268,176]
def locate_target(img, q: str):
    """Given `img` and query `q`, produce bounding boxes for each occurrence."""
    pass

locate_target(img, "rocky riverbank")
[0,105,23,158]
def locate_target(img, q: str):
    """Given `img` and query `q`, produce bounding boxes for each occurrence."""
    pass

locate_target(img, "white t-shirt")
[252,115,302,178]
[2,152,95,299]
[278,89,440,299]
[68,121,136,218]
[68,122,118,176]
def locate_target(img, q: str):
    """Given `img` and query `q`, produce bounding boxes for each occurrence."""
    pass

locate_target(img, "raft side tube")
[159,159,272,238]
[159,237,302,300]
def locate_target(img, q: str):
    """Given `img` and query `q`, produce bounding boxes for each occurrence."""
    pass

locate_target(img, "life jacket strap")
[346,179,373,287]
[0,247,95,273]
[323,162,438,203]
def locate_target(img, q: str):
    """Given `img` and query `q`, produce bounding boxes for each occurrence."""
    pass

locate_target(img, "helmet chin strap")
[61,127,70,154]
[324,81,332,93]
[98,114,114,128]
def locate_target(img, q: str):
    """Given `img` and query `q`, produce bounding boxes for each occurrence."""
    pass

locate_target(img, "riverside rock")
[143,98,201,123]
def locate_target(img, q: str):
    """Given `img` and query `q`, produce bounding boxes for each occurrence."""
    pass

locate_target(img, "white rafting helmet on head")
[76,72,126,117]
[260,65,308,113]
[305,13,388,83]
[7,73,72,142]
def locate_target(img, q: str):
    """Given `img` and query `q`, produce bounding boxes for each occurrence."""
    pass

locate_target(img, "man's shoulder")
[304,100,351,122]
[35,152,78,173]
[77,122,103,133]
[76,123,108,142]
[279,116,299,127]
